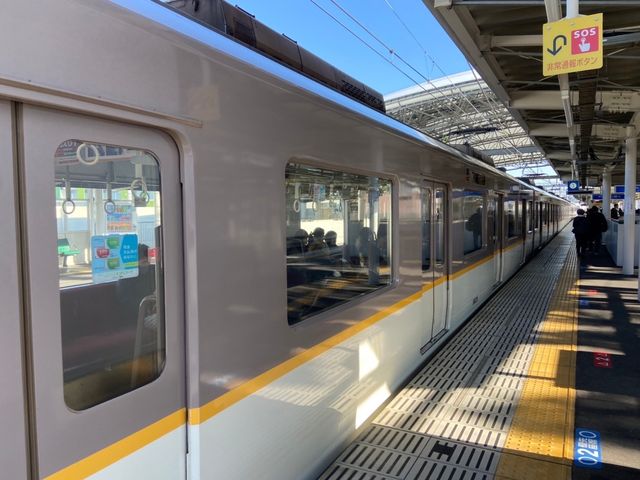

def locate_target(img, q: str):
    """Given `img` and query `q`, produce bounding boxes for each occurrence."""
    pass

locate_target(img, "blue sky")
[233,0,470,95]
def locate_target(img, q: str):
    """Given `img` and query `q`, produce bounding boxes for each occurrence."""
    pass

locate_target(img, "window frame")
[421,186,433,274]
[283,158,397,325]
[458,189,486,258]
[54,140,166,411]
[504,198,520,240]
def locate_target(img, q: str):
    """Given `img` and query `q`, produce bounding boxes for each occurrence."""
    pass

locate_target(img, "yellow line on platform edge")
[495,243,578,480]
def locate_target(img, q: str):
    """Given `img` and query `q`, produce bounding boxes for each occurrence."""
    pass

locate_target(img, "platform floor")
[319,228,640,480]
[573,246,640,480]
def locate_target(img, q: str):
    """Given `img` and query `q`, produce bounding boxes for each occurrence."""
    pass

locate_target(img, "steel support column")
[623,126,637,274]
[567,0,579,18]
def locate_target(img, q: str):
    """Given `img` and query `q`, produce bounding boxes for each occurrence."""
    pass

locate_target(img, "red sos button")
[572,27,599,55]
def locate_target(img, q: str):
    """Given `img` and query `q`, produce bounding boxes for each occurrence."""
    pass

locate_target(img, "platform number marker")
[574,429,602,469]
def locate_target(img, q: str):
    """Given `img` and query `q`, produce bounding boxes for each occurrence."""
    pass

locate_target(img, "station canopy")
[385,71,563,194]
[423,0,640,191]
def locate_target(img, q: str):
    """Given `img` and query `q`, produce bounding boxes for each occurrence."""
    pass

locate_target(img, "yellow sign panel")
[543,13,603,76]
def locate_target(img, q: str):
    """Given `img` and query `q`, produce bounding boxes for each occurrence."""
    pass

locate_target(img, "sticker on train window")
[91,234,139,284]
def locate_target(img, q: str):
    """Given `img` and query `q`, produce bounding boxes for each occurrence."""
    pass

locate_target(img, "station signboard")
[592,193,624,201]
[567,180,580,192]
[543,14,603,76]
[614,185,640,193]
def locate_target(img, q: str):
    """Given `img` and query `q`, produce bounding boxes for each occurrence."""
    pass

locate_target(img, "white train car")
[0,1,572,479]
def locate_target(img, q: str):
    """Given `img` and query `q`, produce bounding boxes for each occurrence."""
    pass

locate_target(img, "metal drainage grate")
[318,231,574,479]
[406,458,493,480]
[330,443,416,479]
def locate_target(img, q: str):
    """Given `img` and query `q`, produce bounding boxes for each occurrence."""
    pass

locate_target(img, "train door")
[420,181,448,352]
[488,194,503,285]
[18,105,186,479]
[0,101,30,480]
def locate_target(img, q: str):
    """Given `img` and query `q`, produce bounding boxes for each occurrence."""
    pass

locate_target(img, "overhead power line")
[380,0,527,159]
[307,0,484,135]
[327,0,525,159]
[309,0,552,174]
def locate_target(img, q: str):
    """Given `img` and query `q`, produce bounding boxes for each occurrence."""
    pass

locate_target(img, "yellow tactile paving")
[496,242,579,480]
[496,453,571,480]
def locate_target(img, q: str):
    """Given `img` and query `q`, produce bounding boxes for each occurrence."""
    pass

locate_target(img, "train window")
[422,189,431,271]
[538,203,543,229]
[434,188,445,265]
[505,200,519,238]
[285,163,392,324]
[461,191,484,254]
[527,201,533,232]
[55,140,165,410]
[547,204,550,225]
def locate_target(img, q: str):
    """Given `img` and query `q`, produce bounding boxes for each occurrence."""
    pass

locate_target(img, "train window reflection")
[55,140,165,410]
[434,188,445,265]
[285,163,392,324]
[505,200,519,238]
[461,191,484,254]
[422,189,431,271]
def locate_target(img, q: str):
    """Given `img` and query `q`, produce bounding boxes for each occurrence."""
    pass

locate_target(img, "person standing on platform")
[611,203,619,219]
[586,205,608,254]
[572,209,589,257]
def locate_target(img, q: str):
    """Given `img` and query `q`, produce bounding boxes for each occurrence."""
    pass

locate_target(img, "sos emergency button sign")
[543,14,603,76]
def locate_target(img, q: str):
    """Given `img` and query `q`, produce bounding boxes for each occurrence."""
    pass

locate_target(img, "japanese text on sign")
[574,429,602,469]
[593,352,612,368]
[543,14,603,76]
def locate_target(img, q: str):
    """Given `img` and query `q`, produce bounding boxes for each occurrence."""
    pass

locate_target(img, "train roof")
[116,1,562,201]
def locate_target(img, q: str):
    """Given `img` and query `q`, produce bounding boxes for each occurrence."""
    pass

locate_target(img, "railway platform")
[319,228,640,480]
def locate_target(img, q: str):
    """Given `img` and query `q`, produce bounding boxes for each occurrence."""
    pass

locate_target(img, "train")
[0,1,573,479]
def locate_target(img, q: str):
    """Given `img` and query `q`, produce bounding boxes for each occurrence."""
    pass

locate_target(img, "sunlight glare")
[355,383,390,429]
[359,341,380,380]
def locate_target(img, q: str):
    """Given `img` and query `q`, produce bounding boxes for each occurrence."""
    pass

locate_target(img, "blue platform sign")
[567,180,580,192]
[614,185,640,193]
[574,429,602,469]
[593,193,624,200]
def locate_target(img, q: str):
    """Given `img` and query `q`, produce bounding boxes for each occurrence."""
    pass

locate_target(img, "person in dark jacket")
[586,206,608,254]
[611,203,623,219]
[572,209,589,257]
[611,203,619,219]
